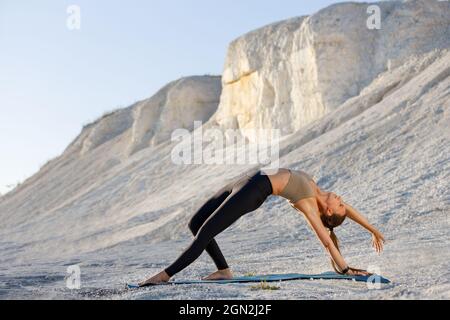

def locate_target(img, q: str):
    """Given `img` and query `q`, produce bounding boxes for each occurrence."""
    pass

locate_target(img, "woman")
[139,168,385,286]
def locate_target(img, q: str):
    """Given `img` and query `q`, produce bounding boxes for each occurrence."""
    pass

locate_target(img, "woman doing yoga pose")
[139,168,385,286]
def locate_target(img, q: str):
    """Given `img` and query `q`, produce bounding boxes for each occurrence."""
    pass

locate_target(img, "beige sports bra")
[279,170,316,203]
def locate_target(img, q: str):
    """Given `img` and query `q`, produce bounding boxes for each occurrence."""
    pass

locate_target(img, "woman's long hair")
[320,213,368,275]
[320,214,346,274]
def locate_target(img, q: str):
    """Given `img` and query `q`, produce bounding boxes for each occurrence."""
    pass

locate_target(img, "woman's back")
[277,169,316,203]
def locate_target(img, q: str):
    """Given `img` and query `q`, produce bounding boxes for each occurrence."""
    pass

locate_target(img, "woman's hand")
[371,230,385,254]
[346,268,372,277]
[344,203,386,254]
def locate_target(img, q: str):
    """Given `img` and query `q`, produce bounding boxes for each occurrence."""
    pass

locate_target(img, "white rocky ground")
[0,0,449,299]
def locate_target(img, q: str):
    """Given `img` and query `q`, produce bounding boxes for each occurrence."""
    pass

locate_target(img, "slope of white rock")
[62,75,222,158]
[129,76,222,154]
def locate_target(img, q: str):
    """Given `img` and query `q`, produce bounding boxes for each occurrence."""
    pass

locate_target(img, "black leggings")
[164,170,273,277]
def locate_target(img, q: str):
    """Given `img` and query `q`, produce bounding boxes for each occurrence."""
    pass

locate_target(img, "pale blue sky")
[0,0,366,194]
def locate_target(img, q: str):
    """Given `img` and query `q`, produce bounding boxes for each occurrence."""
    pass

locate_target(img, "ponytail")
[328,228,342,274]
[321,211,368,274]
[329,228,368,275]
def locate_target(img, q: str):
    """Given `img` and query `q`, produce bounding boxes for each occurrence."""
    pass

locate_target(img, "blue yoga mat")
[127,271,391,289]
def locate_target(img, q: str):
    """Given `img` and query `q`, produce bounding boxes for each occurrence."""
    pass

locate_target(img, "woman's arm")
[291,202,371,276]
[344,202,385,254]
[300,207,349,273]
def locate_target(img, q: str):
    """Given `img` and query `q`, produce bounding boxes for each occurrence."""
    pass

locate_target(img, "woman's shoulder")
[290,197,319,216]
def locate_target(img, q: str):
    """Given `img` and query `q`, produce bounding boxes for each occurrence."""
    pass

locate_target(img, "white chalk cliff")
[0,0,449,299]
[212,0,450,137]
[64,75,222,157]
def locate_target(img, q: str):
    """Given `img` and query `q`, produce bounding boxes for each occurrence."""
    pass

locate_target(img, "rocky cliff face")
[212,0,450,137]
[64,75,222,157]
[129,76,222,154]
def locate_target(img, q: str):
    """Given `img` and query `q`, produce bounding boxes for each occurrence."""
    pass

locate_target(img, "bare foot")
[203,268,233,281]
[138,270,170,287]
